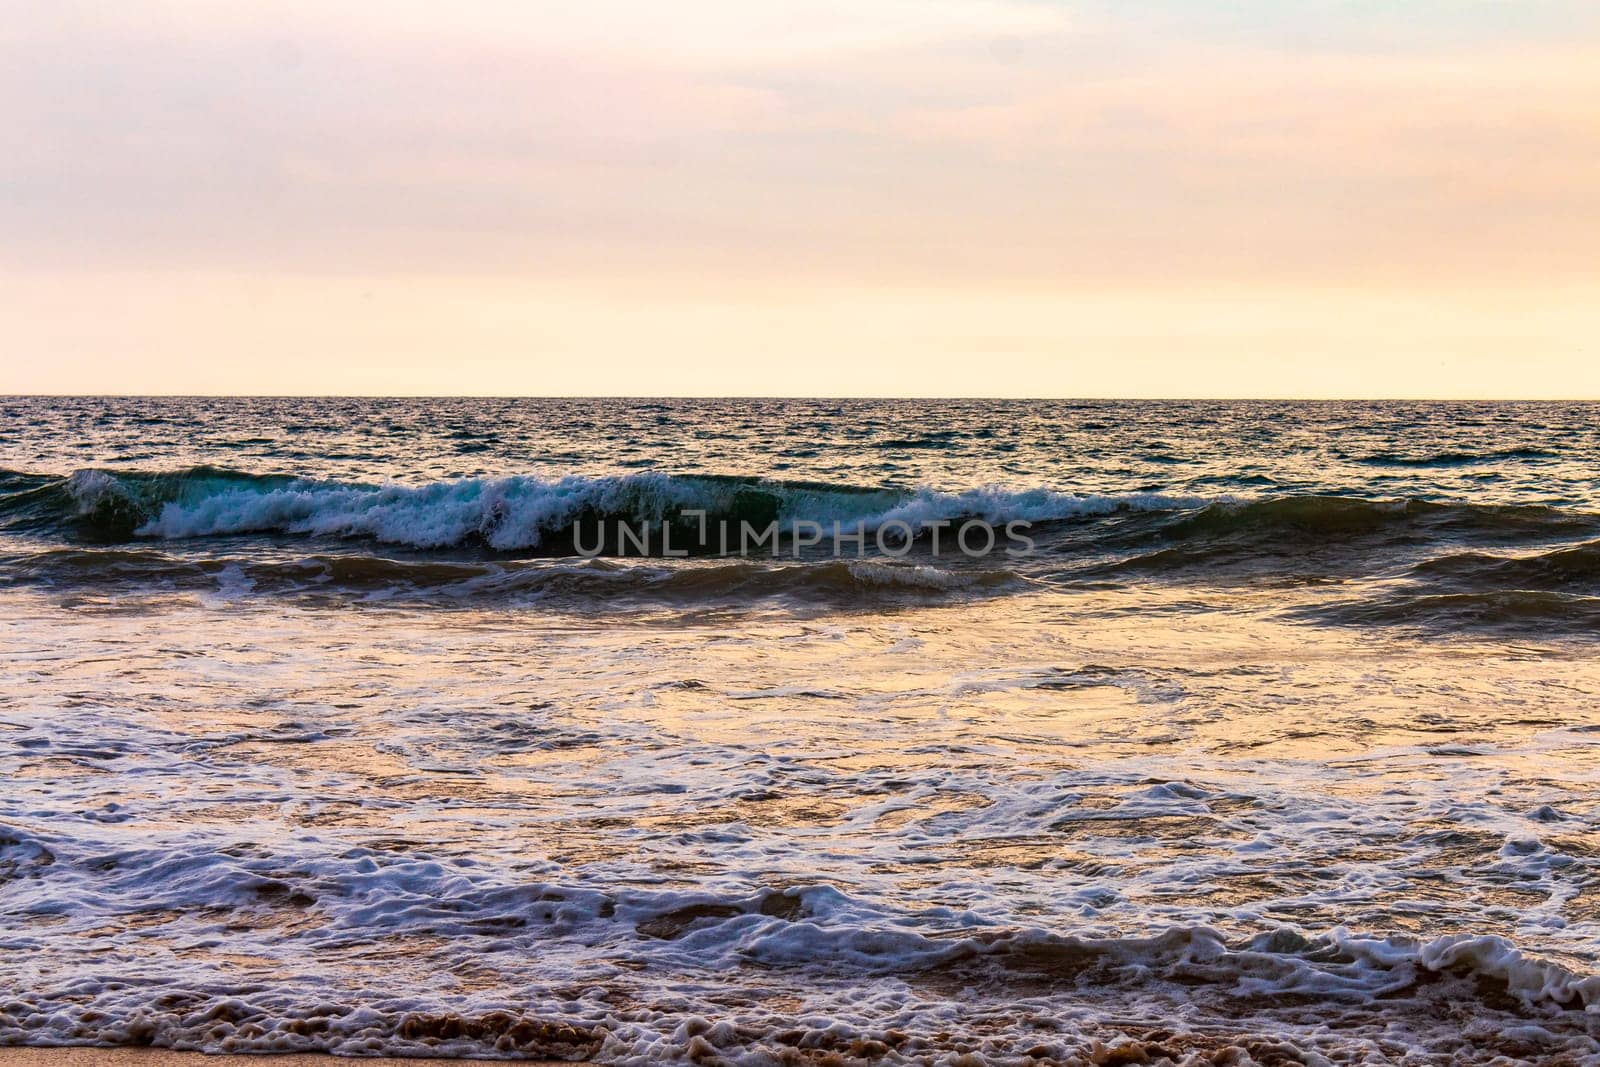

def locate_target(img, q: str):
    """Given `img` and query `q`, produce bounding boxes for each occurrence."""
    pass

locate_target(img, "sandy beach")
[0,1052,570,1067]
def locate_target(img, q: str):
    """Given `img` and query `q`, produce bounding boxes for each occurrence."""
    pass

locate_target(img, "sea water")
[2,398,1598,1063]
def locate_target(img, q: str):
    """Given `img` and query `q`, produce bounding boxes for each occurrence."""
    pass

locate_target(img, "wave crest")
[26,467,1195,551]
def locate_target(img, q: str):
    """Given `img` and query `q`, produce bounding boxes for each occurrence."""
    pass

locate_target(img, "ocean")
[2,397,1598,1064]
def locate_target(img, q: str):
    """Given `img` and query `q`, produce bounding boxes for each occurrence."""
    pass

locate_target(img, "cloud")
[21,0,1070,65]
[1,1,1597,394]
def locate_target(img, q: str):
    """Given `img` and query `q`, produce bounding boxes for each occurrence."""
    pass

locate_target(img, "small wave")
[1354,447,1558,468]
[1153,494,1586,542]
[1294,589,1600,634]
[1409,540,1600,592]
[1289,540,1600,634]
[0,547,1020,607]
[1094,496,1600,582]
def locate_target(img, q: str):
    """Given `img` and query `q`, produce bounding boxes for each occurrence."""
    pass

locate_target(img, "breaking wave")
[10,470,1600,631]
[1,467,1194,551]
[5,468,1594,555]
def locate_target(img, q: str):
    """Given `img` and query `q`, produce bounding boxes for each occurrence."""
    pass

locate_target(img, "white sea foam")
[7,429,1600,1064]
[64,468,1206,549]
[3,831,1595,1061]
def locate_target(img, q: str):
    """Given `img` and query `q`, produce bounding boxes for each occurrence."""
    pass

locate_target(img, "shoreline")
[0,1052,578,1066]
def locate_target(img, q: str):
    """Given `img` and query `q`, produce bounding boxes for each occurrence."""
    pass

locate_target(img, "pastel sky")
[4,1,1597,396]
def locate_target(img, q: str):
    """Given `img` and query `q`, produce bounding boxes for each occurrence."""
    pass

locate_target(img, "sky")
[2,0,1597,397]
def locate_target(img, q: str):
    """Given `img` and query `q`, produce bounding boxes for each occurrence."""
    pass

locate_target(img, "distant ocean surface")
[3,398,1599,1064]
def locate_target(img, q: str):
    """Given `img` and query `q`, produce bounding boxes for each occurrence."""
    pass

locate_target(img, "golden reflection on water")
[5,579,1600,995]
